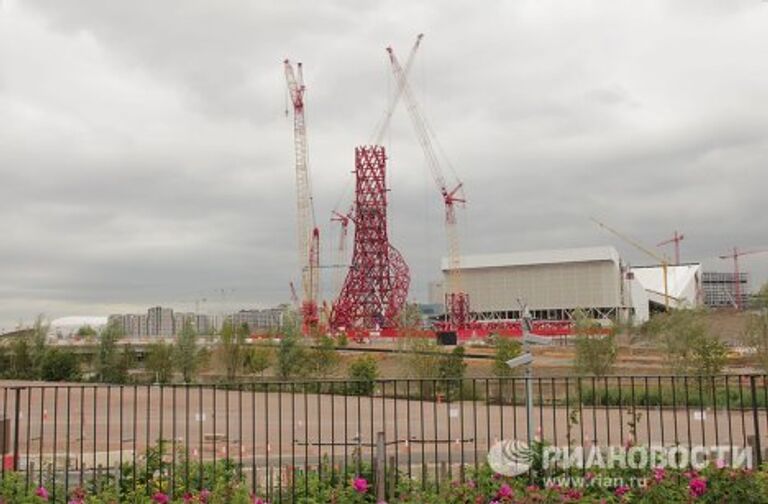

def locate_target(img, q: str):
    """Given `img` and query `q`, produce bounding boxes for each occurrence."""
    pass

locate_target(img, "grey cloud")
[1,0,768,330]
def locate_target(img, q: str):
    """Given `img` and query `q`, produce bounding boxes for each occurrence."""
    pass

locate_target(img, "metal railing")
[1,375,767,501]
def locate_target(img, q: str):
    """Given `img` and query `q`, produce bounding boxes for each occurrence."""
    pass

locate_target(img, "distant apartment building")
[148,306,174,337]
[108,307,212,338]
[108,306,284,338]
[227,306,289,332]
[702,271,750,308]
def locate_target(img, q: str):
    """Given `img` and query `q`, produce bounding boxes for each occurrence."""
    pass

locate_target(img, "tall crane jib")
[386,38,470,330]
[284,59,319,331]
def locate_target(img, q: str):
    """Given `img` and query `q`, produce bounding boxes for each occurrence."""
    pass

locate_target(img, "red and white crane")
[657,231,685,265]
[284,59,319,331]
[386,39,470,329]
[718,247,768,310]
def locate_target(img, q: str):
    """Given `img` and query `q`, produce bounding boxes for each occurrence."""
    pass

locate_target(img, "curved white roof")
[50,316,108,329]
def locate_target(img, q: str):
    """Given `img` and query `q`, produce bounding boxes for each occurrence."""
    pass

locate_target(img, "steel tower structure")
[330,146,410,330]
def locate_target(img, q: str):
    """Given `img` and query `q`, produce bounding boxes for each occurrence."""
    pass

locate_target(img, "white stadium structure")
[48,316,108,339]
[438,246,703,326]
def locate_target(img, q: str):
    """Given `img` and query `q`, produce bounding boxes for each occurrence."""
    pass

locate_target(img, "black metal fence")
[1,375,767,501]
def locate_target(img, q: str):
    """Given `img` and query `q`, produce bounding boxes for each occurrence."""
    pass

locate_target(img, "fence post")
[750,376,762,467]
[375,432,385,502]
[12,388,20,471]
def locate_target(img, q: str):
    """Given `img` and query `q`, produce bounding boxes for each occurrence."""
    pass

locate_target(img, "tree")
[218,321,247,382]
[572,309,617,377]
[76,325,98,342]
[8,337,34,379]
[645,309,727,375]
[244,344,272,378]
[753,283,768,310]
[146,341,175,383]
[0,344,7,376]
[96,320,130,383]
[437,346,467,399]
[491,336,523,378]
[308,335,340,377]
[398,303,423,330]
[175,320,202,383]
[274,314,306,379]
[40,348,80,382]
[348,356,379,395]
[400,337,441,379]
[276,334,306,379]
[743,295,768,372]
[30,315,49,377]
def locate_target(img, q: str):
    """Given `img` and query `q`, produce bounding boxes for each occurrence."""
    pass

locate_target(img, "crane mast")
[284,59,319,330]
[386,44,469,329]
[657,231,685,265]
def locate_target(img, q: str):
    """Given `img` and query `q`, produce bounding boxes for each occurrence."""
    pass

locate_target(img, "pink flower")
[689,477,707,498]
[565,489,583,501]
[497,483,513,499]
[152,492,169,504]
[683,470,699,479]
[35,487,49,501]
[352,476,369,494]
[614,485,630,497]
[653,467,666,483]
[252,496,266,504]
[585,471,595,481]
[526,485,539,492]
[715,459,726,469]
[200,489,211,503]
[183,493,194,504]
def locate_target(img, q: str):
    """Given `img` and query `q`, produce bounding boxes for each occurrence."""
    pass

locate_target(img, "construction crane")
[591,218,670,310]
[718,247,768,310]
[657,231,685,265]
[387,39,469,329]
[331,208,352,296]
[372,34,424,144]
[284,59,319,331]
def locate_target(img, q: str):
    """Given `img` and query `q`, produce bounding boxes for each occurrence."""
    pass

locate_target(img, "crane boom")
[718,247,768,310]
[657,231,684,265]
[284,59,319,329]
[591,217,670,309]
[386,44,468,328]
[373,34,423,145]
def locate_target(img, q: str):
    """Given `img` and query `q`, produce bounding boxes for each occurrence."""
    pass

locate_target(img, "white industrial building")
[629,263,703,310]
[438,246,704,326]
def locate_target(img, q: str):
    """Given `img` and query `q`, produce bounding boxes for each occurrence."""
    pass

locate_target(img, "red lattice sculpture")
[330,146,410,331]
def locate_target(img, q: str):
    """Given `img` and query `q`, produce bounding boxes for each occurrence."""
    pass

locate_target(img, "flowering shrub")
[3,454,768,503]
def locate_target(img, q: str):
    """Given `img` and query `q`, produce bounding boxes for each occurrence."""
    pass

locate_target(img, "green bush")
[348,355,379,395]
[40,348,80,381]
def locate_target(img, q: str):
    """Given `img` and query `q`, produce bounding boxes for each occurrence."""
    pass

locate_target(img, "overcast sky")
[1,0,767,330]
